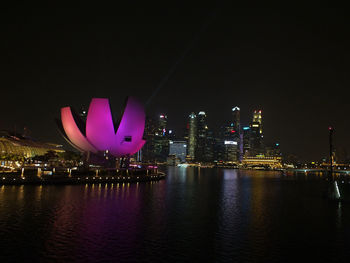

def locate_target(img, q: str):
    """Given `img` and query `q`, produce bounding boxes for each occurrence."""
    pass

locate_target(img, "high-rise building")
[143,114,169,162]
[231,106,241,161]
[223,124,239,162]
[249,110,264,156]
[195,111,211,162]
[242,126,251,156]
[154,114,169,161]
[252,110,262,133]
[214,123,238,163]
[232,106,240,133]
[187,112,197,161]
[205,130,215,162]
[266,143,281,157]
[142,116,157,161]
[169,140,187,162]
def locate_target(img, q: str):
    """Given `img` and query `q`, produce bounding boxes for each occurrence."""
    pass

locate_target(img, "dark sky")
[1,2,349,161]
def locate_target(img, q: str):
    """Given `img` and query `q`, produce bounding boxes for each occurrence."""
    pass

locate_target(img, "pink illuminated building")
[59,97,146,157]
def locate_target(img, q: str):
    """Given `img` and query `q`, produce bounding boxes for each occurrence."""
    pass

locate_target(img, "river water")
[0,167,349,262]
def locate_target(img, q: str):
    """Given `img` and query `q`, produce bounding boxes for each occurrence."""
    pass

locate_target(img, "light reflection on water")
[0,168,350,262]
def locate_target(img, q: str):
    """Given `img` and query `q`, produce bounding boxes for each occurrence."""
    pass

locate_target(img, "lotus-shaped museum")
[58,97,146,157]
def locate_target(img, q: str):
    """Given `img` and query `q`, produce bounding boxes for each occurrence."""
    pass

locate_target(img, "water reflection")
[0,168,349,262]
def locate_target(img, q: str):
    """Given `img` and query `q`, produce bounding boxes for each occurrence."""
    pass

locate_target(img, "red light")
[328,126,333,131]
[231,130,236,133]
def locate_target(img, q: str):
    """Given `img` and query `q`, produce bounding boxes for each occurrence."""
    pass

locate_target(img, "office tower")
[242,126,251,156]
[143,114,169,162]
[142,116,157,161]
[231,106,241,161]
[250,110,264,156]
[205,130,215,162]
[223,123,238,162]
[215,123,238,163]
[154,114,169,161]
[187,112,197,161]
[252,110,262,133]
[196,111,209,162]
[232,106,240,134]
[266,143,281,157]
[169,140,187,162]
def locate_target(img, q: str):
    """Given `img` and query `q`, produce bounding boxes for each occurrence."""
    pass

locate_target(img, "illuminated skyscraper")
[143,116,157,161]
[169,140,187,162]
[154,114,169,161]
[143,114,169,162]
[252,110,262,134]
[187,112,197,161]
[250,110,264,156]
[232,106,240,134]
[242,126,251,155]
[231,106,241,161]
[222,123,239,162]
[196,111,211,162]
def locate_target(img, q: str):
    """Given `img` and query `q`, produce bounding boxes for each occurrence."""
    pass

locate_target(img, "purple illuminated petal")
[111,97,146,157]
[86,98,116,151]
[61,107,97,153]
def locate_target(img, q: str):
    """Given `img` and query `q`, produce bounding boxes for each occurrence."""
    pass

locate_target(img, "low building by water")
[0,131,64,168]
[242,155,282,169]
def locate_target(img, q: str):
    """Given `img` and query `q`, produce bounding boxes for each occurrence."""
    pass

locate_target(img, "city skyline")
[1,3,349,161]
[1,3,350,262]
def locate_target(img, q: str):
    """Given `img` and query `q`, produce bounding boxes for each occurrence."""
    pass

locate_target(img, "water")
[0,167,350,262]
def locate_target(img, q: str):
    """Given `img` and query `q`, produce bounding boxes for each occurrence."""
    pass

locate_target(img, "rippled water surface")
[1,167,350,262]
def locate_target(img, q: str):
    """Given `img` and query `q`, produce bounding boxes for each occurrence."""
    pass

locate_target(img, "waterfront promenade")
[0,167,165,185]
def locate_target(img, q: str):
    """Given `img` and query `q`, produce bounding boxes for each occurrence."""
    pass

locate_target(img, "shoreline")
[0,172,166,186]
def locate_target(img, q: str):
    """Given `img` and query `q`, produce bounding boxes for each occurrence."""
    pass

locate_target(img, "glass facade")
[169,141,187,162]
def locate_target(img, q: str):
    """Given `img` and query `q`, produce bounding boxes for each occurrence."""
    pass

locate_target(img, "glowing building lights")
[232,106,240,111]
[59,97,146,157]
[224,141,238,145]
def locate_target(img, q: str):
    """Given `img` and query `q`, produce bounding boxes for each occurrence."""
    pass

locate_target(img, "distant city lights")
[224,141,238,145]
[232,106,240,111]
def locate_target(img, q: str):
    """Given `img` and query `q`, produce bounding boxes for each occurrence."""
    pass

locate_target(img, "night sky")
[1,2,349,161]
